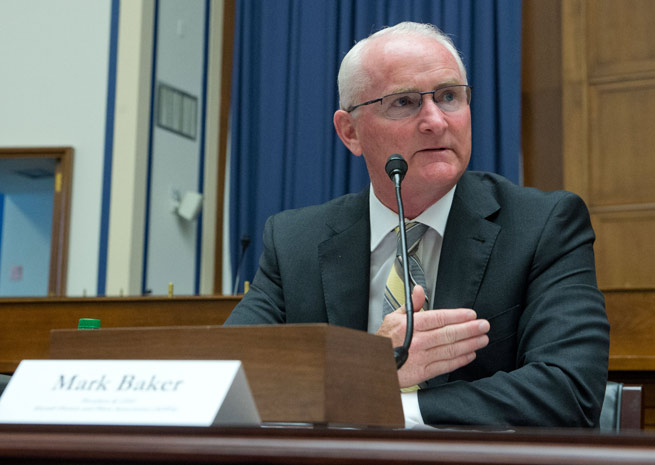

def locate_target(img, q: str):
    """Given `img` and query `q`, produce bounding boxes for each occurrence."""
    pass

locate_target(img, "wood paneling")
[589,80,655,206]
[587,0,655,79]
[605,291,655,369]
[558,0,655,210]
[0,296,239,373]
[593,211,655,289]
[561,0,591,199]
[561,2,655,293]
[521,0,563,191]
[213,0,235,294]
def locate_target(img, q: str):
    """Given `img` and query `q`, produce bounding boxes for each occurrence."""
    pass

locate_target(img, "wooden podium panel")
[49,324,404,428]
[0,296,239,373]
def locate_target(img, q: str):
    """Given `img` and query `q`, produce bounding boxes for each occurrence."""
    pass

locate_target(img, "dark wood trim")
[214,0,236,294]
[0,295,240,373]
[0,425,654,464]
[521,0,564,192]
[49,147,73,296]
[0,147,73,297]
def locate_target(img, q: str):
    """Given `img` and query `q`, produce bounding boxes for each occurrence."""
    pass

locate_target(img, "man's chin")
[415,163,464,186]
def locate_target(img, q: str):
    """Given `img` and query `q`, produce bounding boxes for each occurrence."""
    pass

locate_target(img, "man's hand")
[376,285,490,388]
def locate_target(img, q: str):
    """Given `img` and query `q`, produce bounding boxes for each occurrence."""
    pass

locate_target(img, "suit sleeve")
[224,215,288,325]
[418,193,610,427]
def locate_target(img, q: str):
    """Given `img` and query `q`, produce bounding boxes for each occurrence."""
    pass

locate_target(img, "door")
[0,147,73,296]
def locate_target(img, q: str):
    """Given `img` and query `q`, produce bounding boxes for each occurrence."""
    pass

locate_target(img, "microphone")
[232,234,251,295]
[385,154,414,369]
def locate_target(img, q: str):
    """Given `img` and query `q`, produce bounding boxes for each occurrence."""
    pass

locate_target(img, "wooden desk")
[0,296,239,373]
[0,425,653,464]
[1,290,654,428]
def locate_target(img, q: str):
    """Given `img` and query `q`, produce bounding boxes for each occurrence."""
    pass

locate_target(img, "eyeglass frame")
[345,84,472,118]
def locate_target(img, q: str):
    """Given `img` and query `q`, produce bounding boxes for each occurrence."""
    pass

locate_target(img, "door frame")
[0,147,73,296]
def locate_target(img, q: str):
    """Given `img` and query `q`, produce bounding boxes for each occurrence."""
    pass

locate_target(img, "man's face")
[335,35,472,216]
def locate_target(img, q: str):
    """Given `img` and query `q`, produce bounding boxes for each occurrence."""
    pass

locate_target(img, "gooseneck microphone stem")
[232,235,251,295]
[392,174,414,368]
[385,154,414,369]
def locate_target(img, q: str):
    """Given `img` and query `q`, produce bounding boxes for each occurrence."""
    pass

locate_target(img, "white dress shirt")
[367,185,455,428]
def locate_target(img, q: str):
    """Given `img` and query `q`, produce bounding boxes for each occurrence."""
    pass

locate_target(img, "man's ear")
[333,110,363,156]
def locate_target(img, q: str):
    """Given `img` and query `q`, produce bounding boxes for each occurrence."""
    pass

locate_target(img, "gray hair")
[337,22,468,111]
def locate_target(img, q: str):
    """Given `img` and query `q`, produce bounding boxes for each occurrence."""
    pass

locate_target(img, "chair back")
[600,381,643,431]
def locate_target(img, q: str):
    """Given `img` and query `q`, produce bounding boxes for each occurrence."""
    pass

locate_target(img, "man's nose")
[417,95,448,131]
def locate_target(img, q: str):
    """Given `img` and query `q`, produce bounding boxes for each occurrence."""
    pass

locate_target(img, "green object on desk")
[77,318,101,330]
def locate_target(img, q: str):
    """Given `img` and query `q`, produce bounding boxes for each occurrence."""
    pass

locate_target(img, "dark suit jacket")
[225,171,610,427]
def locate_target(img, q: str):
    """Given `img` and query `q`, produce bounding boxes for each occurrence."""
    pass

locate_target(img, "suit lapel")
[318,189,370,331]
[314,175,501,332]
[434,173,501,310]
[426,173,500,387]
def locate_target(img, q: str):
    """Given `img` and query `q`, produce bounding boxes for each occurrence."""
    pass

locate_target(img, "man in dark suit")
[225,22,609,428]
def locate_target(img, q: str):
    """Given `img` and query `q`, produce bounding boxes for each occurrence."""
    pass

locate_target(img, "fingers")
[425,331,489,361]
[411,315,489,350]
[436,318,489,345]
[413,307,480,332]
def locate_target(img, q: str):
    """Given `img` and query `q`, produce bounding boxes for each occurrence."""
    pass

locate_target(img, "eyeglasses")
[346,84,472,120]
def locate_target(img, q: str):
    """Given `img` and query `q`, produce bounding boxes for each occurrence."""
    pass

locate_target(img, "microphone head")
[241,234,251,249]
[385,154,408,181]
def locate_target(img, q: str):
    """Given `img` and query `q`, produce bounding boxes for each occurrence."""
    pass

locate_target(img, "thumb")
[397,285,426,314]
[411,285,425,312]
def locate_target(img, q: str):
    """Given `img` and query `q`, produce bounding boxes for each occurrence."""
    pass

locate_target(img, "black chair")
[599,381,643,431]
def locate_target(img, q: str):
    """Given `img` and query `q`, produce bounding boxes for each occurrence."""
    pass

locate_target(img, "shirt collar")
[369,184,456,251]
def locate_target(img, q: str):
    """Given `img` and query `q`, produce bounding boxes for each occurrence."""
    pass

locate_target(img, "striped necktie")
[383,222,429,392]
[383,222,430,316]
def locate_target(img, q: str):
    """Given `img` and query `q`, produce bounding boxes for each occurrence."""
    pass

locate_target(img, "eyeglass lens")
[381,86,470,120]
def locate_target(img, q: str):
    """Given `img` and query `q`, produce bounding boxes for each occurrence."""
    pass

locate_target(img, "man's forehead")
[365,33,451,62]
[362,35,461,92]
